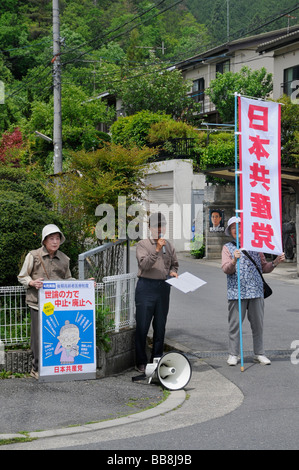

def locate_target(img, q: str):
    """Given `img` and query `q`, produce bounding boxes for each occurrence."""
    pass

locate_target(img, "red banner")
[239,96,283,255]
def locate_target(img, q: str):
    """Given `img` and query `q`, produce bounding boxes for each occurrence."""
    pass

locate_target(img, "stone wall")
[204,185,235,259]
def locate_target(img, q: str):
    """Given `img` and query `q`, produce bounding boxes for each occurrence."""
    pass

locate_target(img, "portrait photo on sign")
[209,209,225,232]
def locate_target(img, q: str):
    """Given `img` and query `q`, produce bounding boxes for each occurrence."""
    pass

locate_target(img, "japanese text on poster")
[38,280,96,382]
[239,96,283,255]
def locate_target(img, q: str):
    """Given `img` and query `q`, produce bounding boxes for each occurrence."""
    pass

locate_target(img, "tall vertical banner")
[38,280,96,382]
[239,96,283,255]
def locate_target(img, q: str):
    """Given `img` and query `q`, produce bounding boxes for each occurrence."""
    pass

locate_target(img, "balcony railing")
[147,137,198,161]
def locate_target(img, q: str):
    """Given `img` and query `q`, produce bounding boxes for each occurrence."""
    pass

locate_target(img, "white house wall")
[181,47,276,116]
[272,44,299,99]
[143,160,201,252]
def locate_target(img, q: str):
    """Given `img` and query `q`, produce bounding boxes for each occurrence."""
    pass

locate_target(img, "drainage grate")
[186,350,293,359]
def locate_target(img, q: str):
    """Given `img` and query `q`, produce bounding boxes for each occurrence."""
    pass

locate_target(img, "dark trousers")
[135,277,171,366]
[29,307,39,372]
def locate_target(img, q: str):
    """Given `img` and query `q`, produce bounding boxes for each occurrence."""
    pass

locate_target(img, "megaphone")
[145,352,192,391]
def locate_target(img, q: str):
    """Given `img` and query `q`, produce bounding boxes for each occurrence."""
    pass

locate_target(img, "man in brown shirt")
[135,213,178,373]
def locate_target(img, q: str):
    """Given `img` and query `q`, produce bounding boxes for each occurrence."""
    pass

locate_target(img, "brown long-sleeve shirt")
[136,239,179,280]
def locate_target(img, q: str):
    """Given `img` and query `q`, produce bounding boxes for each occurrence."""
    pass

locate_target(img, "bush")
[0,167,64,285]
[147,120,200,143]
[110,110,171,148]
[190,235,205,259]
[199,132,235,184]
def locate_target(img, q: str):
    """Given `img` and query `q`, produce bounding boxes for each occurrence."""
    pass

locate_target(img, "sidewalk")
[0,367,166,440]
[0,353,243,445]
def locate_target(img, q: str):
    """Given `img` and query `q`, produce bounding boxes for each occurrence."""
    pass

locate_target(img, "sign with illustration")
[38,280,96,382]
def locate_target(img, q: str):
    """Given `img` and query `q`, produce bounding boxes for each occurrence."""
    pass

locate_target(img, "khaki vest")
[26,246,71,307]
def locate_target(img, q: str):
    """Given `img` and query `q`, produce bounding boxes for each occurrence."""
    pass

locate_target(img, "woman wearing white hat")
[222,217,284,367]
[18,224,74,378]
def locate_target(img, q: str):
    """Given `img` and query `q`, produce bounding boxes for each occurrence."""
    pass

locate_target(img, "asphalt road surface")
[2,252,299,451]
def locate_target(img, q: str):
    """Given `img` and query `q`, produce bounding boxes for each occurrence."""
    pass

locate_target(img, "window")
[216,59,230,75]
[283,65,299,97]
[192,78,205,103]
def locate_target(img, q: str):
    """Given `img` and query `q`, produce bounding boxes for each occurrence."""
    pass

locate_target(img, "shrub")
[0,167,64,285]
[147,119,200,143]
[110,110,171,148]
[0,128,24,166]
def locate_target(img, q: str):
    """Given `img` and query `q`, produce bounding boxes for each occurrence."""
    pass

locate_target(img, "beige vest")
[26,246,71,307]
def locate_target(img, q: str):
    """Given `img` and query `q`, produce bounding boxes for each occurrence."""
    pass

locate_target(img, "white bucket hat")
[225,216,241,236]
[41,224,65,245]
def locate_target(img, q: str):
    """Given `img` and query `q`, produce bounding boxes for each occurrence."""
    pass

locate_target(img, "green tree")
[206,66,273,123]
[279,94,299,168]
[208,0,227,44]
[48,143,157,251]
[0,166,64,285]
[110,59,201,119]
[22,83,114,171]
[64,143,156,218]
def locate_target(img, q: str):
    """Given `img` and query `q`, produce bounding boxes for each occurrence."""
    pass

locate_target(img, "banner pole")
[234,92,244,372]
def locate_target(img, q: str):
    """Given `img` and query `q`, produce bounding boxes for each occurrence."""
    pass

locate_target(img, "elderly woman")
[222,217,285,367]
[18,224,74,378]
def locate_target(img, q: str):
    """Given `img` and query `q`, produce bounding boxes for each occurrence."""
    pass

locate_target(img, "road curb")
[0,386,186,443]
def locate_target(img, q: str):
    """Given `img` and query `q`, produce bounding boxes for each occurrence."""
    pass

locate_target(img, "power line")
[4,1,299,102]
[5,62,52,99]
[227,2,299,42]
[165,3,299,66]
[60,0,168,58]
[61,0,183,68]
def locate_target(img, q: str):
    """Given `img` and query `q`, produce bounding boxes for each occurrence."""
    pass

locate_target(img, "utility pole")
[52,0,63,174]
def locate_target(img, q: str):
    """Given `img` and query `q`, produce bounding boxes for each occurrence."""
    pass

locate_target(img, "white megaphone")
[145,352,192,391]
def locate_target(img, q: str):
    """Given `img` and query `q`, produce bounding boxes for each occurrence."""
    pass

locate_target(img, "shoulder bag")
[242,250,273,299]
[230,242,272,298]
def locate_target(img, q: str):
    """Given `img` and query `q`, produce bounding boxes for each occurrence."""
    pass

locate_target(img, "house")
[179,26,299,270]
[256,28,299,100]
[175,25,299,123]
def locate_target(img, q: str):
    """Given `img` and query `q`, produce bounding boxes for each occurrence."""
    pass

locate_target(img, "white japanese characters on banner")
[239,96,283,255]
[38,280,96,382]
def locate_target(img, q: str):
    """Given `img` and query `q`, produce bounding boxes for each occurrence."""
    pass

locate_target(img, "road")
[3,252,299,451]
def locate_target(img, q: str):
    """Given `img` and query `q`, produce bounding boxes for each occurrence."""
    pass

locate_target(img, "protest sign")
[239,96,283,255]
[38,280,96,382]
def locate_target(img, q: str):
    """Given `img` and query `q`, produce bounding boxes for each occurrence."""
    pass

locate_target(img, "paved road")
[2,252,298,450]
[166,253,299,356]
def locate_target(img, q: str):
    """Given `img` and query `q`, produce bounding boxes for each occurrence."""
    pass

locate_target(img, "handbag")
[242,250,273,299]
[230,242,272,298]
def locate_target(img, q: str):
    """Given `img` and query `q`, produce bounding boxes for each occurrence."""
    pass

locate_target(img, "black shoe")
[135,364,146,374]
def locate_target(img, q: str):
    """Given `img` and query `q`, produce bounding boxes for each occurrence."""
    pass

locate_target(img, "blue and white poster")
[38,280,96,382]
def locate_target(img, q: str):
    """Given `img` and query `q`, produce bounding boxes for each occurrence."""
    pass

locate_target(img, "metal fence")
[78,239,130,282]
[0,273,137,346]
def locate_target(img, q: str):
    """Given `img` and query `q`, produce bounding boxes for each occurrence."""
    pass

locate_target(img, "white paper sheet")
[166,272,207,293]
